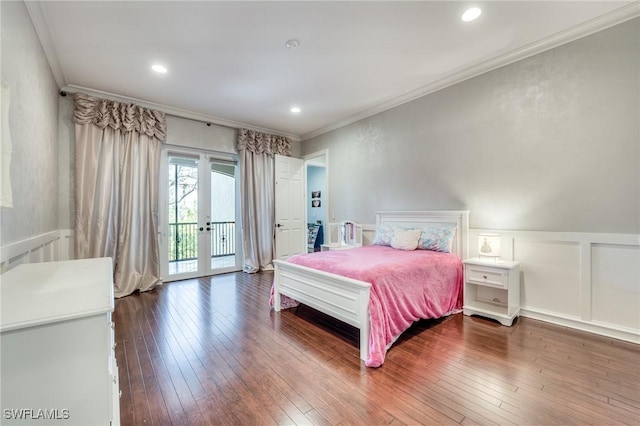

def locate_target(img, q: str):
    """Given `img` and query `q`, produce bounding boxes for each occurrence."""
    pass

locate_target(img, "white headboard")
[375,210,470,259]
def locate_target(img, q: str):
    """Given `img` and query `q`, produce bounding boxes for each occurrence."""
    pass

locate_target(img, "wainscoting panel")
[517,239,582,318]
[470,229,640,344]
[591,243,640,330]
[3,226,637,344]
[0,230,74,273]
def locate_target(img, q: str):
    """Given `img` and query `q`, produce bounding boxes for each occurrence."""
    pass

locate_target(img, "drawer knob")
[483,275,487,279]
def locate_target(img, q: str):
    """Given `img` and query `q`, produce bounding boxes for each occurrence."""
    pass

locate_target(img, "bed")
[272,210,469,367]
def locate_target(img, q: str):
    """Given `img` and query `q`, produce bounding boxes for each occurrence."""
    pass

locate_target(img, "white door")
[160,149,241,281]
[274,154,305,260]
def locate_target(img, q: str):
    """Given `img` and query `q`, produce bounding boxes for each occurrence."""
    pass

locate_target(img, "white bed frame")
[273,210,469,362]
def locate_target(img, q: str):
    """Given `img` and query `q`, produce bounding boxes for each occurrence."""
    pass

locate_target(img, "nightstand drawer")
[466,266,508,289]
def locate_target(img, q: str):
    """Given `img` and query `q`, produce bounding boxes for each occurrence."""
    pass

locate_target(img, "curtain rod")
[60,84,300,141]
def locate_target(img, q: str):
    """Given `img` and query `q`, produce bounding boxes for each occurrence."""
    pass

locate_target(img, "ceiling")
[27,1,637,140]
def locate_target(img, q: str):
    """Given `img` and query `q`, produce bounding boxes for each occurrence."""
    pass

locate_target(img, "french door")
[160,148,241,281]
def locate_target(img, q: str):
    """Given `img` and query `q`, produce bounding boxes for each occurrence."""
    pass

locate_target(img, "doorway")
[303,150,328,251]
[160,148,241,281]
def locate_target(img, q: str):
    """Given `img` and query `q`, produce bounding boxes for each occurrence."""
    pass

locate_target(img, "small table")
[462,258,521,326]
[320,243,357,251]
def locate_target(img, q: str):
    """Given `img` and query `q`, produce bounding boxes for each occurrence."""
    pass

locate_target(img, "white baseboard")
[521,306,640,344]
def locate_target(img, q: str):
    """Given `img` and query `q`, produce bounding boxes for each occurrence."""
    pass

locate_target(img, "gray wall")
[1,1,60,245]
[58,96,74,230]
[302,18,640,234]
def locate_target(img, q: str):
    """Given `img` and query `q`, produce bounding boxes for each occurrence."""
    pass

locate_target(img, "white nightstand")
[462,258,521,326]
[320,243,356,251]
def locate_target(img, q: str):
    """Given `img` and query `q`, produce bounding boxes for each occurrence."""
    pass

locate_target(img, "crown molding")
[24,1,66,88]
[26,0,638,143]
[62,85,300,141]
[301,2,640,141]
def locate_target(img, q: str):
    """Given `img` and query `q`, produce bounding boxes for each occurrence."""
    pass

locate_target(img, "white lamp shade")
[478,234,501,258]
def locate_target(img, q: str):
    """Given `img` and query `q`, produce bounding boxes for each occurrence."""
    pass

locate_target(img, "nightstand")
[320,243,356,251]
[462,258,521,326]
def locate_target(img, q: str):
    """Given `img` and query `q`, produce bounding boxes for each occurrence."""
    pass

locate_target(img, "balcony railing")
[169,221,235,262]
[210,221,235,258]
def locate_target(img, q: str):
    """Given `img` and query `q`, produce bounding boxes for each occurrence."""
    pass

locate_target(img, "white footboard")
[273,259,372,362]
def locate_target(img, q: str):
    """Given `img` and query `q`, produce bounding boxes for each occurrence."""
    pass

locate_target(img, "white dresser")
[0,258,120,425]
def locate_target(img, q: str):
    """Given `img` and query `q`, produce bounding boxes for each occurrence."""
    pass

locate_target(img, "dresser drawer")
[465,266,508,289]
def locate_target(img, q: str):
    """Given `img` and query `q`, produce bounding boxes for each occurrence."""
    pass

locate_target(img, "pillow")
[417,224,456,253]
[390,228,422,251]
[372,224,397,246]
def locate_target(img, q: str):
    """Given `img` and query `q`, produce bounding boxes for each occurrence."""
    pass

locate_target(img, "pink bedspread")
[285,245,463,367]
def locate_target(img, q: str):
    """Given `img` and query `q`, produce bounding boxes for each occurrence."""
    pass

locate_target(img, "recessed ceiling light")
[461,7,482,22]
[290,106,301,113]
[151,64,167,73]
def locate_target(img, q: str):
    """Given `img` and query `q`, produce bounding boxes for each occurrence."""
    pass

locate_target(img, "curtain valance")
[73,93,166,141]
[237,128,291,156]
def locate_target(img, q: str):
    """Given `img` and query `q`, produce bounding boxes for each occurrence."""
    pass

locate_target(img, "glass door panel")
[161,149,241,281]
[167,155,199,277]
[209,160,237,272]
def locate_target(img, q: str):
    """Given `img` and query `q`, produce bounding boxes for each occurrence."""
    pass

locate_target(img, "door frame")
[159,144,242,282]
[303,149,330,245]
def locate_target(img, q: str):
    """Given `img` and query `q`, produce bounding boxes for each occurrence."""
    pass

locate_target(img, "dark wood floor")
[113,271,640,425]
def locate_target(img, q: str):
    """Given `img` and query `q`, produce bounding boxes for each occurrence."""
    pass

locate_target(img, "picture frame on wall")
[312,199,321,208]
[311,191,321,199]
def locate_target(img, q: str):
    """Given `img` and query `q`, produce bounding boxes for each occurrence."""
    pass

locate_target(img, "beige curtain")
[237,129,291,273]
[73,93,165,297]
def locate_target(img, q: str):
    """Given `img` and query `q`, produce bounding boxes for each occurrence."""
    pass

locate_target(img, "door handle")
[276,224,283,228]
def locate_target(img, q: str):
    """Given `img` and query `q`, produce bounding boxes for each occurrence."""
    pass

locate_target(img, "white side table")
[462,258,521,326]
[320,243,357,251]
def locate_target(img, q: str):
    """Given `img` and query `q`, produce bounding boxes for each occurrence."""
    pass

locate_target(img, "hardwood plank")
[113,271,640,425]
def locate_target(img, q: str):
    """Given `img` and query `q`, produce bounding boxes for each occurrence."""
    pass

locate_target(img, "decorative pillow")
[417,224,456,253]
[390,228,422,251]
[372,224,397,246]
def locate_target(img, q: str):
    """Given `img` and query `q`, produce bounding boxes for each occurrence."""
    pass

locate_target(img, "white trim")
[301,3,640,140]
[27,0,638,143]
[469,228,640,346]
[521,306,640,345]
[24,1,66,88]
[1,231,59,264]
[59,229,75,261]
[303,149,330,241]
[0,230,75,272]
[580,240,593,322]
